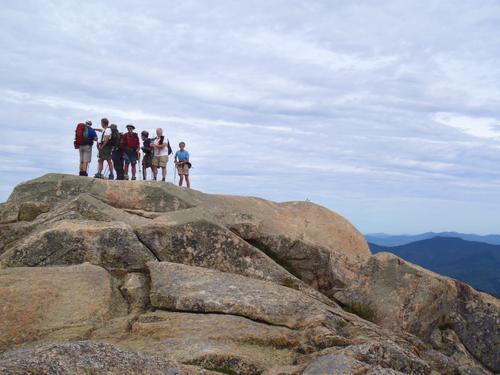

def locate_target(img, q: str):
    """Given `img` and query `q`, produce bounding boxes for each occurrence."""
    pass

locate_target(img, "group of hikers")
[74,118,191,188]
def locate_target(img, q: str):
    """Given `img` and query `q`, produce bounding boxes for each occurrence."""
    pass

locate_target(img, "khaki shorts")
[176,163,189,176]
[98,145,112,161]
[142,153,153,168]
[152,155,168,168]
[79,145,92,163]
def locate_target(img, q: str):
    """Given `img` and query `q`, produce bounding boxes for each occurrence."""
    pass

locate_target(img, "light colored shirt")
[100,127,111,143]
[154,137,169,157]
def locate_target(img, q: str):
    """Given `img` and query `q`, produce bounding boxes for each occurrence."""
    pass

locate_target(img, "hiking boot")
[131,176,136,181]
[79,171,85,176]
[124,175,129,180]
[94,173,102,179]
[108,173,114,180]
[161,177,165,182]
[153,176,157,181]
[83,171,88,177]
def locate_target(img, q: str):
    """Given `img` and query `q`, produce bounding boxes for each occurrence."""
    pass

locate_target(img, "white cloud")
[434,112,500,139]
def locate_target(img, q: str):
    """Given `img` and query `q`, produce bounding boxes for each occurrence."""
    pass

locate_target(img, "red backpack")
[74,123,89,149]
[123,132,139,149]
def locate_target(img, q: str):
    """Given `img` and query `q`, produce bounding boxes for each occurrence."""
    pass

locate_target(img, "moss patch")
[246,239,302,280]
[438,321,455,331]
[211,367,238,375]
[341,302,376,323]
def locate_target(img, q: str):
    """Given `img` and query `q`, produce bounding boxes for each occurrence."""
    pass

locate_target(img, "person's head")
[156,128,163,137]
[126,124,135,133]
[179,142,186,150]
[101,118,109,128]
[110,124,118,132]
[141,130,149,140]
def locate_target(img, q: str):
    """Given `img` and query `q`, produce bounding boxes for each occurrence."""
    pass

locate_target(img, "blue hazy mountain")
[369,237,500,297]
[366,232,500,247]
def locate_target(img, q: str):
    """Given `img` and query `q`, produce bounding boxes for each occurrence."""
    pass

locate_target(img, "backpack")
[110,127,121,148]
[74,123,89,148]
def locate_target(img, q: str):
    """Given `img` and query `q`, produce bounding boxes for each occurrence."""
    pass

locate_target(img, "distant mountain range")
[369,237,500,297]
[366,232,500,247]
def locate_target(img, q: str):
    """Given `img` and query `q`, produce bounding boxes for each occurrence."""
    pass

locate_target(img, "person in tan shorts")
[152,128,170,181]
[174,142,191,188]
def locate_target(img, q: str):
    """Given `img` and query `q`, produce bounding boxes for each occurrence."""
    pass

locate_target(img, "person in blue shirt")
[174,142,191,188]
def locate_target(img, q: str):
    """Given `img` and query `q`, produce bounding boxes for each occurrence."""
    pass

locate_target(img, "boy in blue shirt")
[174,142,191,188]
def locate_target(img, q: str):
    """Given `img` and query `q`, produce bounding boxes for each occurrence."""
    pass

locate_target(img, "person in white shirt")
[95,118,114,179]
[152,128,170,181]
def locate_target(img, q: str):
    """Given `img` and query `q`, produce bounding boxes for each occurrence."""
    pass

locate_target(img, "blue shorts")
[123,150,137,165]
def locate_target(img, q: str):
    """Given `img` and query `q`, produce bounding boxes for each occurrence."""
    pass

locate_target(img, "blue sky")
[1,0,500,234]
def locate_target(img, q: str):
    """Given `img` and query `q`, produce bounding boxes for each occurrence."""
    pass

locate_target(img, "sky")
[1,0,500,234]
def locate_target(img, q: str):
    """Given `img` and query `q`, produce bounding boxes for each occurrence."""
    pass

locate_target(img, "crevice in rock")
[123,209,161,220]
[242,238,302,280]
[134,232,161,262]
[150,306,296,331]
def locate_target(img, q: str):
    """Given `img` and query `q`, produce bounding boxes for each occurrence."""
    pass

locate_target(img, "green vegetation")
[438,321,455,331]
[246,239,302,280]
[341,302,377,322]
[211,367,238,375]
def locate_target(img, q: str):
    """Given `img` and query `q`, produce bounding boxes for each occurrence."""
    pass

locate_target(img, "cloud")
[434,112,500,139]
[1,0,500,234]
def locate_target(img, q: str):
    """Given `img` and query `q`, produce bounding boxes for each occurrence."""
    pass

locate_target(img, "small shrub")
[246,239,302,279]
[438,321,455,331]
[212,367,238,375]
[342,302,376,322]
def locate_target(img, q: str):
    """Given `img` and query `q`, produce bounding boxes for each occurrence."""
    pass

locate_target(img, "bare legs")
[179,175,190,189]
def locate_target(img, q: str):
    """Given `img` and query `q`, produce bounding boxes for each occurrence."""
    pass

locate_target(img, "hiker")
[95,118,114,179]
[152,128,171,181]
[110,124,125,180]
[141,131,153,180]
[74,120,98,176]
[122,124,140,180]
[174,142,191,188]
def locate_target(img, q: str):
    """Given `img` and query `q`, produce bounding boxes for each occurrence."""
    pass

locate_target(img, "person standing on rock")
[174,142,191,188]
[152,128,171,182]
[95,118,114,179]
[122,124,140,180]
[74,120,98,176]
[110,124,125,180]
[141,131,153,180]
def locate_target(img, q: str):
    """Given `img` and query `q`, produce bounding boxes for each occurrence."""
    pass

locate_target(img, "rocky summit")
[0,174,498,375]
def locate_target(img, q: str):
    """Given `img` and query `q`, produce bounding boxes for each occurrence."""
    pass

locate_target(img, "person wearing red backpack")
[122,124,140,180]
[74,120,97,176]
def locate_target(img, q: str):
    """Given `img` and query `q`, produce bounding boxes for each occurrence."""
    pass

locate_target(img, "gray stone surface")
[0,341,184,375]
[148,261,343,330]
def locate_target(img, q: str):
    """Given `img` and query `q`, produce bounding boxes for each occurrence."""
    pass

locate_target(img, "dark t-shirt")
[143,139,152,154]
